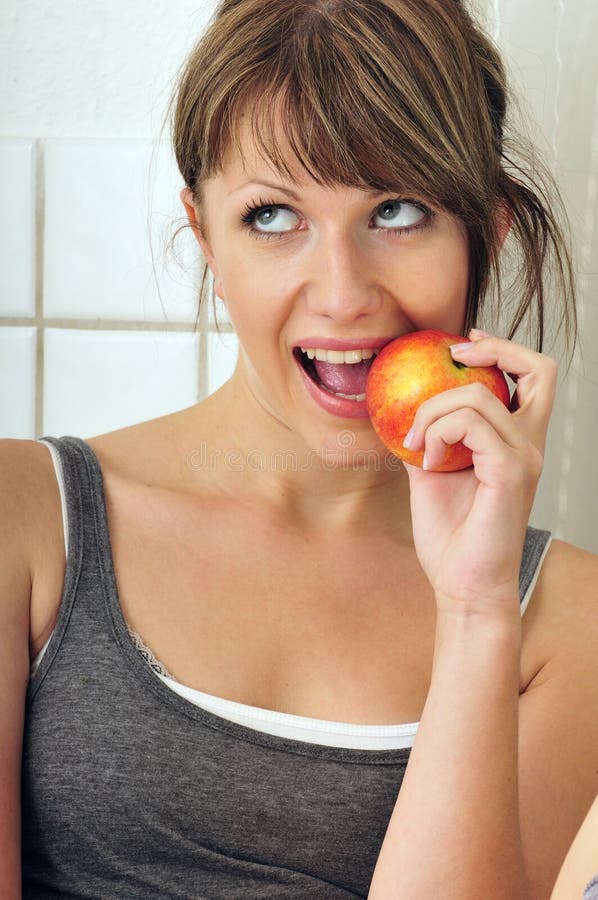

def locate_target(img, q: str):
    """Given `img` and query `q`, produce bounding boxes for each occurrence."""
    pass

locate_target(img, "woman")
[3,0,598,897]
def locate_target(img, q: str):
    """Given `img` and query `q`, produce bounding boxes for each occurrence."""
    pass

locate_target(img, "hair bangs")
[210,44,460,214]
[187,0,496,218]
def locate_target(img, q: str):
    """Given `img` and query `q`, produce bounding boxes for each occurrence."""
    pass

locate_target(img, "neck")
[181,378,414,539]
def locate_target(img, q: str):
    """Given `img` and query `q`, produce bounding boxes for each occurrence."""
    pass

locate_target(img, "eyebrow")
[228,181,302,200]
[227,181,408,202]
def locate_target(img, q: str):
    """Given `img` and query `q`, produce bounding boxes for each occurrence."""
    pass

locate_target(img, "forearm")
[368,601,528,899]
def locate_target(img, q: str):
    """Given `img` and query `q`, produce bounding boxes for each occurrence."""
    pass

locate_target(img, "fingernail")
[403,427,415,449]
[449,342,473,355]
[422,452,430,470]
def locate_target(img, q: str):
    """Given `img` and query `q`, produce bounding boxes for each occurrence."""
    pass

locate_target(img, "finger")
[422,408,540,490]
[449,334,557,444]
[404,382,524,454]
[423,407,508,472]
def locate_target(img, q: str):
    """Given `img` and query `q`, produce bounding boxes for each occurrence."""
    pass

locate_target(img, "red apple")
[365,329,511,471]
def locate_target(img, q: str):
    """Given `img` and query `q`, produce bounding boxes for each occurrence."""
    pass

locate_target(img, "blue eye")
[241,201,298,236]
[373,200,428,230]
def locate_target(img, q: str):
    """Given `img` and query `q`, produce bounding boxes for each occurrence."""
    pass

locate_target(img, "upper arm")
[517,539,598,899]
[550,792,598,900]
[0,439,39,899]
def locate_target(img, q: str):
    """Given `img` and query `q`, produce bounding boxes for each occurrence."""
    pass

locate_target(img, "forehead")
[216,105,309,188]
[202,96,447,214]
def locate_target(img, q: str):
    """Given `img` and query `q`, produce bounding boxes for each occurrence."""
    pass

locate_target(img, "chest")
[102,475,439,725]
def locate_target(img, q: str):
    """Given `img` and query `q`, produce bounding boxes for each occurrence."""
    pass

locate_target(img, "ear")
[494,199,513,252]
[180,187,223,298]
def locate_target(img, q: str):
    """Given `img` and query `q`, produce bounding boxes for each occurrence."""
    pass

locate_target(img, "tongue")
[313,359,372,395]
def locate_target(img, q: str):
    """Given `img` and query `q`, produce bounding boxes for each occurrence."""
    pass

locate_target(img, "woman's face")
[183,117,470,456]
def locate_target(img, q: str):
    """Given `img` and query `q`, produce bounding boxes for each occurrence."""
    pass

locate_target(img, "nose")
[305,233,383,324]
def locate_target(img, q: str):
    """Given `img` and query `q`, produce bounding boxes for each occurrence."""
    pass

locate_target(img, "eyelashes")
[240,196,294,238]
[240,196,278,222]
[240,195,435,241]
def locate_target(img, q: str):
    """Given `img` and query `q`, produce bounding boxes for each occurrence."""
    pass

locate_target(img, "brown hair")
[169,0,577,363]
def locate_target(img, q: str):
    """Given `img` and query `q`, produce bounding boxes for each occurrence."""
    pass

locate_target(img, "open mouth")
[293,346,379,402]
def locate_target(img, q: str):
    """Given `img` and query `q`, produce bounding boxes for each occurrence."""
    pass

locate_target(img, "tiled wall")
[0,138,239,440]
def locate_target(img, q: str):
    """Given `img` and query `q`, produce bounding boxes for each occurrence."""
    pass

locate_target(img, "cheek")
[403,232,469,330]
[216,246,295,327]
[216,267,283,363]
[215,244,282,303]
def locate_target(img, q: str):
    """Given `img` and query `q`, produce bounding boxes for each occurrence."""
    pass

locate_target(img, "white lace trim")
[126,625,174,679]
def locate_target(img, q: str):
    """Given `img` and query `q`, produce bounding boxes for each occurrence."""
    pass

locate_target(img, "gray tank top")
[22,435,552,899]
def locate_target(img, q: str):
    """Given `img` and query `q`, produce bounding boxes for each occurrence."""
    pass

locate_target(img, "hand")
[402,329,558,613]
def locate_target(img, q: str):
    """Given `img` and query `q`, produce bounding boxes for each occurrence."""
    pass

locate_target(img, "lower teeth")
[335,391,366,401]
[318,382,366,401]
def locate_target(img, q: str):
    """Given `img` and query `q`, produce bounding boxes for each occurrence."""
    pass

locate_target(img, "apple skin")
[366,329,511,471]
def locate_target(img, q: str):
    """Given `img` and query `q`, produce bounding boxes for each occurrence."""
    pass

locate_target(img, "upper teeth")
[300,347,377,363]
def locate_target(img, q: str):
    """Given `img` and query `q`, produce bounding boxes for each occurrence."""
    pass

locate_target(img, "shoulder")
[0,439,59,671]
[521,536,598,688]
[541,536,598,584]
[0,437,61,554]
[542,536,598,603]
[527,537,598,661]
[0,438,70,653]
[84,404,219,492]
[0,437,44,588]
[84,408,195,476]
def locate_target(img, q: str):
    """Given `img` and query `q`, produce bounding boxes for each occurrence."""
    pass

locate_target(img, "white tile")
[44,141,203,323]
[207,331,239,395]
[0,327,37,438]
[0,140,36,317]
[43,328,199,438]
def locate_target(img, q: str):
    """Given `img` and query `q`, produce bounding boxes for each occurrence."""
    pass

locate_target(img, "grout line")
[1,315,234,333]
